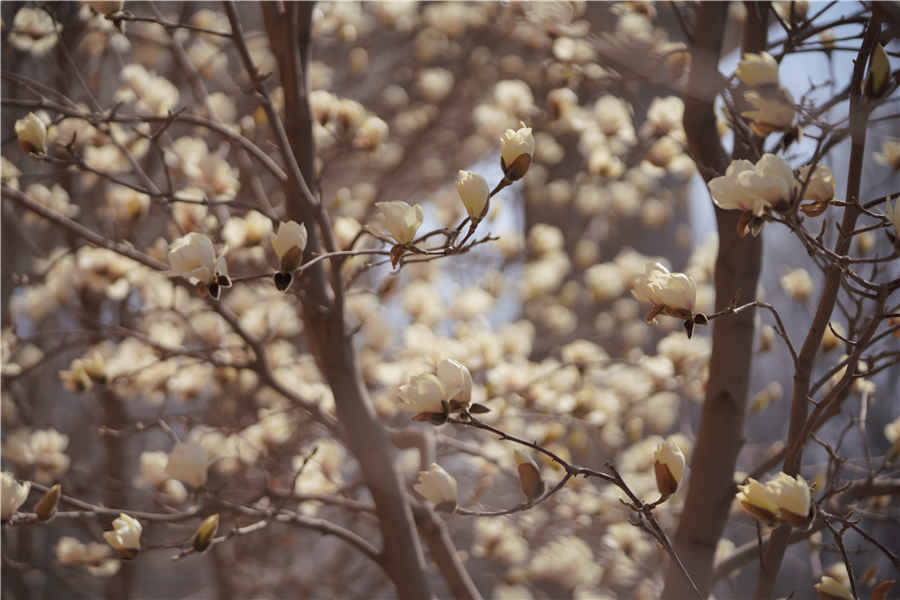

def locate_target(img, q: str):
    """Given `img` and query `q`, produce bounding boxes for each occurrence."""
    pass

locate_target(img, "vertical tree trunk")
[258,3,433,598]
[662,3,764,597]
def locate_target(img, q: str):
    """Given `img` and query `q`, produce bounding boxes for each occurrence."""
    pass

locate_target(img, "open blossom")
[9,7,60,56]
[166,233,230,297]
[741,89,796,137]
[397,373,455,415]
[735,52,780,88]
[631,262,697,316]
[457,171,490,222]
[103,513,142,558]
[15,113,47,154]
[768,472,812,527]
[269,220,308,272]
[653,440,685,497]
[366,201,425,246]
[708,154,794,237]
[414,463,458,513]
[500,121,535,182]
[165,441,209,487]
[1,471,30,522]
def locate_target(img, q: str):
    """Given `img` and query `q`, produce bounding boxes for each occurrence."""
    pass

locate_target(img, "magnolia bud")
[514,450,545,501]
[653,441,685,497]
[35,484,61,522]
[499,122,535,182]
[15,113,47,155]
[191,514,219,554]
[865,43,892,99]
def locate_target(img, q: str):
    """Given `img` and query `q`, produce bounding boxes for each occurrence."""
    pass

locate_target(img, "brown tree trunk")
[662,3,764,597]
[257,3,433,598]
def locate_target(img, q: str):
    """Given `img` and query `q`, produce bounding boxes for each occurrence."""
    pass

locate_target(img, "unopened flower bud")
[736,478,780,525]
[815,575,854,600]
[653,440,685,497]
[499,122,535,182]
[770,472,813,528]
[514,449,545,501]
[1,471,31,522]
[15,113,47,155]
[457,170,490,222]
[269,220,308,273]
[865,43,892,100]
[414,464,458,513]
[35,484,61,522]
[191,514,219,554]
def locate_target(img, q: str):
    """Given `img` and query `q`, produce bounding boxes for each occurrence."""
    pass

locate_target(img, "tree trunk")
[259,3,433,598]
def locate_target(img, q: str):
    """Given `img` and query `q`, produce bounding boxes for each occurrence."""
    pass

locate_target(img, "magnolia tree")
[1,1,898,599]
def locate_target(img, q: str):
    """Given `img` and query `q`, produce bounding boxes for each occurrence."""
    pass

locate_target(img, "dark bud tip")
[273,271,293,292]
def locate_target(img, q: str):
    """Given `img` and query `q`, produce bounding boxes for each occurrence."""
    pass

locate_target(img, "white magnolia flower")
[456,171,490,222]
[741,89,796,137]
[166,232,228,283]
[165,441,209,487]
[9,7,60,56]
[769,472,811,527]
[795,164,835,203]
[436,358,473,409]
[735,52,780,88]
[397,373,455,415]
[414,463,458,512]
[1,471,30,521]
[630,262,697,317]
[366,201,425,245]
[15,113,47,154]
[269,220,308,272]
[653,440,685,497]
[103,513,142,557]
[708,154,794,216]
[736,478,780,525]
[500,121,535,181]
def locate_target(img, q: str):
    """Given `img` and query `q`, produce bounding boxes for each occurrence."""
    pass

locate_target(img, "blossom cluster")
[736,472,814,529]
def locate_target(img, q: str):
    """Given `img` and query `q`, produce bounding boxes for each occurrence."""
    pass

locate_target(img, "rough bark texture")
[258,3,433,598]
[662,3,764,597]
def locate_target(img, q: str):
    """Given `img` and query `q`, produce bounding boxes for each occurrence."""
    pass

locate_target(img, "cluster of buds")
[166,232,231,299]
[630,262,707,338]
[735,52,800,144]
[736,472,815,529]
[397,359,489,425]
[367,123,534,268]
